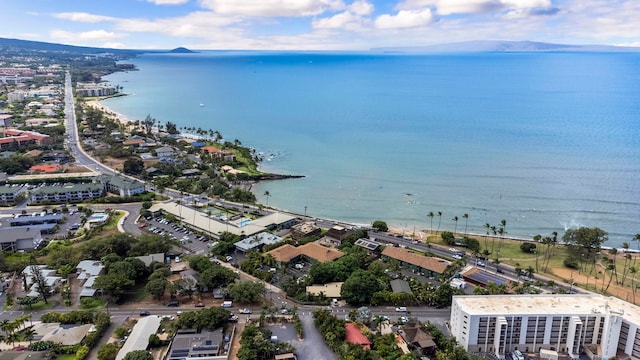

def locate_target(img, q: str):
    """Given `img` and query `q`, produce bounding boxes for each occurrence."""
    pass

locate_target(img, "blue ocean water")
[103,51,640,246]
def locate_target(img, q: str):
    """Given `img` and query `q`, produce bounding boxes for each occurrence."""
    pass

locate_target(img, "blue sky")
[2,0,640,50]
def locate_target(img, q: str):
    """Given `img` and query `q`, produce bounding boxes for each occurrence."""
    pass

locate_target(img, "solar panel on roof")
[366,243,378,249]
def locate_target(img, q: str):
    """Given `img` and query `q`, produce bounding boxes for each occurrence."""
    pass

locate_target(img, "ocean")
[102,51,640,247]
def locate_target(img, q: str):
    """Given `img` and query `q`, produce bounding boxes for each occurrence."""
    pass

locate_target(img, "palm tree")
[436,211,443,233]
[264,191,271,206]
[620,242,631,286]
[629,265,638,304]
[427,212,434,233]
[462,213,469,234]
[500,219,507,238]
[452,216,459,235]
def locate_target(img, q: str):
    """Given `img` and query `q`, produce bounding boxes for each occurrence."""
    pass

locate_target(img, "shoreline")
[86,96,629,249]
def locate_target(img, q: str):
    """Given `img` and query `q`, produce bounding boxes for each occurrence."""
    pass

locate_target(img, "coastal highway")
[64,72,116,176]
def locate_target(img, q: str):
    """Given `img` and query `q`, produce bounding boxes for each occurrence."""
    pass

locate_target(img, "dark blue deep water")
[104,51,640,246]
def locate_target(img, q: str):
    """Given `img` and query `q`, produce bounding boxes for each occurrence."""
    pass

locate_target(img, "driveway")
[291,315,338,360]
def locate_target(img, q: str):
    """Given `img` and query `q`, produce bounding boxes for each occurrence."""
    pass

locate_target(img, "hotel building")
[450,294,640,360]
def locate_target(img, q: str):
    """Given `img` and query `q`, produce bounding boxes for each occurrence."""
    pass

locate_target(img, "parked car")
[167,300,180,307]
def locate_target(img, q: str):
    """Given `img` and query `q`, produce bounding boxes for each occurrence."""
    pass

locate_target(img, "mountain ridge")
[371,40,640,53]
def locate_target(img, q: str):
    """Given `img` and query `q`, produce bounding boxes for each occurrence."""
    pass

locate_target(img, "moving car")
[239,308,252,314]
[395,307,408,312]
[167,300,180,307]
[140,310,151,316]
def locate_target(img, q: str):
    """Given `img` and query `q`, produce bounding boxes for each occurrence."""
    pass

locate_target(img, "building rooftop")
[234,232,283,252]
[345,323,371,349]
[31,182,102,195]
[452,294,640,320]
[168,329,224,360]
[116,315,162,360]
[390,279,413,294]
[265,242,345,263]
[381,247,450,274]
[306,282,343,298]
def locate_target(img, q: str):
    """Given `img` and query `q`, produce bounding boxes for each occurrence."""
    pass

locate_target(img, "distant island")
[372,40,640,53]
[168,47,196,54]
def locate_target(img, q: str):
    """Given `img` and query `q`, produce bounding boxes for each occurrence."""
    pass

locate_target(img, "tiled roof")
[381,247,450,274]
[264,242,344,263]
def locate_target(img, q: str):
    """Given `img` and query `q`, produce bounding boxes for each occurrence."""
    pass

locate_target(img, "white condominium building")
[450,294,640,360]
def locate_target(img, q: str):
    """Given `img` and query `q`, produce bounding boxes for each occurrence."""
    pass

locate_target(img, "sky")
[2,0,640,50]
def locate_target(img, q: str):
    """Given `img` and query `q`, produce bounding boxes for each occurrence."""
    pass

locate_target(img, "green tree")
[145,278,168,300]
[228,281,266,304]
[123,158,145,175]
[123,350,153,360]
[452,216,459,234]
[199,266,239,290]
[563,227,607,276]
[97,343,119,360]
[441,231,455,245]
[462,213,469,234]
[372,220,389,232]
[341,270,383,305]
[27,263,51,304]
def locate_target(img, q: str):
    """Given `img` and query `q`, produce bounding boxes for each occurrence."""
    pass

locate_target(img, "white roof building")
[451,294,640,360]
[234,232,283,252]
[76,260,105,281]
[116,315,161,360]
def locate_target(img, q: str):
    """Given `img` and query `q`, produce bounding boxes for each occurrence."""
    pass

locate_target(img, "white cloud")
[115,11,241,37]
[199,0,345,17]
[397,0,553,15]
[349,0,374,15]
[147,0,190,4]
[375,9,435,29]
[53,12,115,23]
[313,11,367,30]
[50,29,126,43]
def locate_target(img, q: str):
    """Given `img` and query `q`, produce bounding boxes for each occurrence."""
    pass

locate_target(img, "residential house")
[165,329,224,360]
[77,260,105,298]
[321,225,355,247]
[354,238,382,256]
[381,247,450,278]
[116,316,162,360]
[345,323,371,350]
[0,114,13,127]
[135,253,165,267]
[3,129,54,146]
[38,323,94,346]
[25,118,57,127]
[201,146,236,161]
[155,146,175,159]
[290,221,321,239]
[264,242,344,265]
[122,136,146,147]
[398,322,437,355]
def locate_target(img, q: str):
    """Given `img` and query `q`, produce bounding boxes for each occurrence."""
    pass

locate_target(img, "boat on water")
[199,103,204,107]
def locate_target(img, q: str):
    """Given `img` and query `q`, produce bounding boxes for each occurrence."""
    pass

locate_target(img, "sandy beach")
[85,98,135,129]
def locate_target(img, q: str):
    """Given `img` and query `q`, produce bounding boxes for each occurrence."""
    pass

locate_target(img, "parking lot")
[143,216,214,255]
[0,206,86,243]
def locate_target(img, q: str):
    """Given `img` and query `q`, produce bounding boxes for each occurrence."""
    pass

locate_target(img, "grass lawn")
[23,300,56,311]
[56,354,77,360]
[102,210,125,231]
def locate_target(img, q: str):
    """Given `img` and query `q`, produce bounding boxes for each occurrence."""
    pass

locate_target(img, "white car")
[239,308,252,314]
[395,307,408,312]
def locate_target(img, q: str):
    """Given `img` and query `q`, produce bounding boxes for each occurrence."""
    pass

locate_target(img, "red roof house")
[345,323,371,350]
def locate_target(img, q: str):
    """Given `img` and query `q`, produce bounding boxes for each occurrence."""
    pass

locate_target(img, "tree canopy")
[340,269,384,305]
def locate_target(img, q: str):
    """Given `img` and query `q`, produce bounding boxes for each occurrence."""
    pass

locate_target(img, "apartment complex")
[450,294,640,360]
[29,183,104,204]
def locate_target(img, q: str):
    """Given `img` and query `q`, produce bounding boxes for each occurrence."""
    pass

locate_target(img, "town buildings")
[450,294,640,360]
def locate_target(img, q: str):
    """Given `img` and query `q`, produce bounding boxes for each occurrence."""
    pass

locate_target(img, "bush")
[441,231,455,245]
[28,340,56,351]
[520,242,537,254]
[371,220,388,232]
[564,257,579,269]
